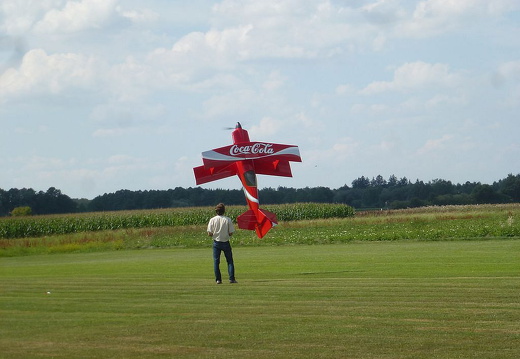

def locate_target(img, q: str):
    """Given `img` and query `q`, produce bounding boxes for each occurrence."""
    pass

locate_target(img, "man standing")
[207,203,237,284]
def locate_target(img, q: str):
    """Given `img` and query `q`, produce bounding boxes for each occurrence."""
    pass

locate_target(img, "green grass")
[2,240,520,358]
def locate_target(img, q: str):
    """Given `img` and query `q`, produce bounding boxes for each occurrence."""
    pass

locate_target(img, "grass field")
[2,240,519,358]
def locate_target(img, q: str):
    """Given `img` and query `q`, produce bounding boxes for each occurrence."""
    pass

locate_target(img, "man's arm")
[207,218,214,237]
[228,217,235,236]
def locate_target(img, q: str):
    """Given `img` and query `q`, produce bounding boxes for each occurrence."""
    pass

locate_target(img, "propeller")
[223,122,243,130]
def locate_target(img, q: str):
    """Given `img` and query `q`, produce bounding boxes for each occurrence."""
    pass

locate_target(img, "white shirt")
[207,215,235,242]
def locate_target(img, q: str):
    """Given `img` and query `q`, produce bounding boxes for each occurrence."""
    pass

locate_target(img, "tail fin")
[237,209,278,238]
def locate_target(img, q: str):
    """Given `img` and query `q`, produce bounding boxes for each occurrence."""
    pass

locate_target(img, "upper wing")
[194,141,302,184]
[201,142,301,168]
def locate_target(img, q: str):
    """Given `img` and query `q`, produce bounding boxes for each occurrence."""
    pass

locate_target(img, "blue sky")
[1,0,519,199]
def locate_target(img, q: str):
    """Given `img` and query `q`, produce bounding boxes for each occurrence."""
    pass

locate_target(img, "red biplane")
[193,122,302,238]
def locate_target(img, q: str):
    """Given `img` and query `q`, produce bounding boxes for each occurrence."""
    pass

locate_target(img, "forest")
[1,173,519,216]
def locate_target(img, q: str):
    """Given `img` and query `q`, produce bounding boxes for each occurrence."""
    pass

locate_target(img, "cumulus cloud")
[485,60,520,108]
[394,0,520,37]
[34,0,119,33]
[413,0,517,19]
[201,89,257,119]
[1,0,518,196]
[2,0,496,107]
[119,8,159,23]
[213,0,520,57]
[417,134,454,155]
[362,0,407,25]
[147,24,254,80]
[212,0,373,58]
[262,71,286,91]
[0,35,27,73]
[89,101,168,137]
[495,60,520,82]
[8,153,167,197]
[0,48,102,100]
[249,117,281,138]
[21,155,76,172]
[360,61,461,94]
[92,128,134,138]
[0,0,57,35]
[305,137,359,166]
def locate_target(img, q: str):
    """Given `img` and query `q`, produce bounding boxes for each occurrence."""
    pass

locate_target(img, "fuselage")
[232,123,260,214]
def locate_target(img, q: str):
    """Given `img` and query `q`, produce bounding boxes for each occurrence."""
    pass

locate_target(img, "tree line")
[1,174,519,216]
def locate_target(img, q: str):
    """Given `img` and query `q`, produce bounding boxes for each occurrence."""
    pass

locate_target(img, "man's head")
[215,203,225,215]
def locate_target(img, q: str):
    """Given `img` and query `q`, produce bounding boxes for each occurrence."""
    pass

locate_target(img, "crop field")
[1,204,520,358]
[0,203,518,257]
[0,203,354,240]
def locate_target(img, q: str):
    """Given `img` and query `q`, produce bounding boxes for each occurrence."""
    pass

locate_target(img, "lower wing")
[253,159,293,177]
[193,163,237,185]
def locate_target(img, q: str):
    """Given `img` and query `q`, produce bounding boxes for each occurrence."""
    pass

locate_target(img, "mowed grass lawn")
[2,240,520,359]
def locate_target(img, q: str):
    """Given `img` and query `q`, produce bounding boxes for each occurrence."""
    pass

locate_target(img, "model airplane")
[193,122,301,238]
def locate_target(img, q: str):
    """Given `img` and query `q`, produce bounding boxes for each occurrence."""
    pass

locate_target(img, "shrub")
[10,206,32,217]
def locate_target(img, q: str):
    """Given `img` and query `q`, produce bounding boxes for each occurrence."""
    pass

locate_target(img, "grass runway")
[2,239,520,358]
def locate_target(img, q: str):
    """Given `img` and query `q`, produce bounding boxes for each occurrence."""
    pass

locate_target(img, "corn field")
[1,204,519,257]
[0,203,354,239]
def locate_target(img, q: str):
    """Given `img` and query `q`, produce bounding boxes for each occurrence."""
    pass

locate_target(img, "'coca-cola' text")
[230,143,274,156]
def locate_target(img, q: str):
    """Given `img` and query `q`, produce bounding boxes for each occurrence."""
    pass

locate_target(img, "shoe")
[216,280,222,284]
[229,280,238,284]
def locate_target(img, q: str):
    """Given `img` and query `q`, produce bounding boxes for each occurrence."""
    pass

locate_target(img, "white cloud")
[107,154,135,164]
[167,155,194,187]
[89,102,168,137]
[106,57,156,101]
[119,8,159,24]
[249,117,281,138]
[14,125,48,135]
[425,93,467,108]
[0,49,102,100]
[379,140,397,152]
[148,25,254,74]
[34,0,119,33]
[212,0,375,58]
[414,0,517,19]
[490,61,520,107]
[294,112,317,129]
[92,128,135,138]
[397,0,520,37]
[417,134,454,155]
[305,137,359,166]
[496,60,520,81]
[362,0,407,25]
[201,89,257,119]
[0,0,61,35]
[6,153,169,197]
[335,84,355,96]
[90,102,166,124]
[21,156,76,172]
[262,71,286,91]
[1,0,518,197]
[360,61,461,94]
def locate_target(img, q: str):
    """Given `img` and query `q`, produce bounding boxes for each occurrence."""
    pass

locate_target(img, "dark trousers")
[213,241,235,282]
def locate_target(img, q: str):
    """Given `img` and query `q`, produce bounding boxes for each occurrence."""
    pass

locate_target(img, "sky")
[1,0,519,199]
